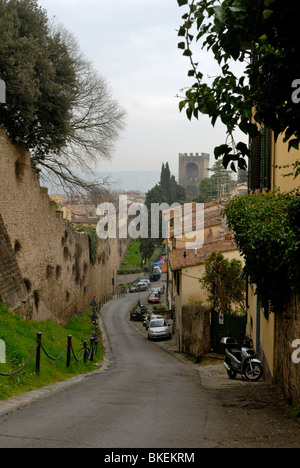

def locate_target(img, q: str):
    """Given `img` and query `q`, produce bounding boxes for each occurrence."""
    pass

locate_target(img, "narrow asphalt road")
[0,292,298,449]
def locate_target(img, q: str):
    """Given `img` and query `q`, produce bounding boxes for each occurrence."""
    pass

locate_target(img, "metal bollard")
[83,341,88,364]
[35,332,42,375]
[90,337,95,361]
[67,335,72,368]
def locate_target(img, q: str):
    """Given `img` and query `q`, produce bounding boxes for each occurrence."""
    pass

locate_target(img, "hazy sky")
[38,0,246,177]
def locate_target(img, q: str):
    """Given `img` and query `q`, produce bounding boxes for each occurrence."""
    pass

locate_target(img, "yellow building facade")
[168,239,243,351]
[247,131,299,379]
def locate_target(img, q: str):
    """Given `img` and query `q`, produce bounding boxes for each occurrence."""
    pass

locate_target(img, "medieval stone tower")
[178,152,210,199]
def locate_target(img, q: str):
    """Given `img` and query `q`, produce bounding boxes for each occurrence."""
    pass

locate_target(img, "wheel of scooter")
[225,357,237,379]
[243,362,263,381]
[227,369,238,379]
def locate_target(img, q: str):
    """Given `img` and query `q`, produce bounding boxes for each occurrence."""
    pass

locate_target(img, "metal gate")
[210,309,247,355]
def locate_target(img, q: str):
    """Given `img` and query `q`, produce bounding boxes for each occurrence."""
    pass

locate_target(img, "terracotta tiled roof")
[168,238,237,271]
[204,210,223,228]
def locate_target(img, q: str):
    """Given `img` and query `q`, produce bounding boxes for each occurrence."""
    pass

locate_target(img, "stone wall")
[0,213,28,310]
[274,293,300,406]
[181,303,211,358]
[0,129,128,324]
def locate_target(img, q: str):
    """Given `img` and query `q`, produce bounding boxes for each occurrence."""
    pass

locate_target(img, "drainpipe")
[256,298,261,357]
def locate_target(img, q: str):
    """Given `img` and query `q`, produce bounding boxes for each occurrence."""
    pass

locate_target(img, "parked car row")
[129,299,172,342]
[129,276,166,298]
[149,262,163,282]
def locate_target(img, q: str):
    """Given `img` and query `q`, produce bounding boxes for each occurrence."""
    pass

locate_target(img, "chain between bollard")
[1,301,104,378]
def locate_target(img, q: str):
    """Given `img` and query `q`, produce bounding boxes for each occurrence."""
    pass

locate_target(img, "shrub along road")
[0,293,298,448]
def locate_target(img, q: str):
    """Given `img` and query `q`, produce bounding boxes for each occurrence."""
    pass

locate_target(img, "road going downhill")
[0,292,298,448]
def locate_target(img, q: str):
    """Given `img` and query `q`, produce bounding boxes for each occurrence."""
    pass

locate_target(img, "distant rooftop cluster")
[50,191,146,227]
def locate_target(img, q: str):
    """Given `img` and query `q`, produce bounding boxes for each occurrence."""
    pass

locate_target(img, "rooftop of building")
[168,237,237,271]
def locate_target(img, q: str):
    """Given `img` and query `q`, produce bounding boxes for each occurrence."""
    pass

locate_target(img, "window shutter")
[260,127,272,190]
[249,134,262,190]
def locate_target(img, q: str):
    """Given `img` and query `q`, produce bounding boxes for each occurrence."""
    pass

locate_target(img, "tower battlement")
[179,152,210,160]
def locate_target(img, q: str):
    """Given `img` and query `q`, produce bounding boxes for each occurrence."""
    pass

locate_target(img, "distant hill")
[45,170,179,196]
[97,171,166,193]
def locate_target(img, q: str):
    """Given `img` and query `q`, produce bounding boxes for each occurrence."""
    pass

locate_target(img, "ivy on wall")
[224,190,300,313]
[76,226,99,266]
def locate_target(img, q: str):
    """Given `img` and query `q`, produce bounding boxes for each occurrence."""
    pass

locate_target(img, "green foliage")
[0,0,126,192]
[0,303,103,400]
[146,163,186,208]
[152,305,167,311]
[159,162,186,205]
[120,239,142,270]
[224,191,300,312]
[201,252,246,314]
[177,0,300,175]
[0,0,76,158]
[292,405,300,418]
[195,160,237,202]
[140,163,185,261]
[139,237,156,265]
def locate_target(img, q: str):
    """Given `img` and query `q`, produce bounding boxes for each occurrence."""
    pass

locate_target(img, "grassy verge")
[0,303,103,401]
[120,238,142,270]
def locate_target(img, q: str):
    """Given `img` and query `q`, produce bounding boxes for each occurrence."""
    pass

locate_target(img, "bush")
[224,190,300,312]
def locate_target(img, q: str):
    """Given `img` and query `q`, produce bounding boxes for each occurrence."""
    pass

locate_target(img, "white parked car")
[138,280,150,289]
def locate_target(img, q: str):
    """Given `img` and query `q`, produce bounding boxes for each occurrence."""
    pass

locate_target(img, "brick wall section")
[0,213,28,310]
[0,129,128,324]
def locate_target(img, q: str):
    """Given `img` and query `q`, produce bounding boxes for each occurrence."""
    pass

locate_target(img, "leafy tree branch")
[177,0,300,176]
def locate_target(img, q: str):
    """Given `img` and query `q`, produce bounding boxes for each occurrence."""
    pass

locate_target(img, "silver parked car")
[144,313,163,329]
[129,283,148,293]
[148,317,171,341]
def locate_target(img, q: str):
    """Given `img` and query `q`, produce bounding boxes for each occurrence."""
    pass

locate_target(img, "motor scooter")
[130,304,148,322]
[221,336,263,381]
[130,310,146,322]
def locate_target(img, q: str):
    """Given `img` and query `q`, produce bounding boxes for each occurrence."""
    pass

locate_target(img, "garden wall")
[181,303,211,358]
